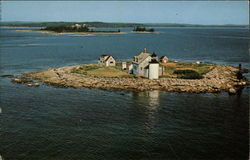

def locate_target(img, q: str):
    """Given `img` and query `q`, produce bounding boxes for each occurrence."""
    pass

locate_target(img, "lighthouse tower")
[148,52,159,80]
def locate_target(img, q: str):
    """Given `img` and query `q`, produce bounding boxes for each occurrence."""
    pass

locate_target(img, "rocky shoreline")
[17,64,249,94]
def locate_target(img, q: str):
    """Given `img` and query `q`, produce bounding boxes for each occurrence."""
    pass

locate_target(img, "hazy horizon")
[1,21,248,26]
[1,1,249,25]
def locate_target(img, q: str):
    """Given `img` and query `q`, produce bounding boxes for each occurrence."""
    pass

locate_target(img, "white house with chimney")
[98,55,116,67]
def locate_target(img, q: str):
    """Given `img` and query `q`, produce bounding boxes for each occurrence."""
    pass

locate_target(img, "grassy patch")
[87,67,132,77]
[79,64,102,71]
[161,62,214,78]
[71,64,133,78]
[191,64,214,75]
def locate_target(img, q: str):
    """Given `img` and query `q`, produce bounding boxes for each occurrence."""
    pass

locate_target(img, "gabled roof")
[99,55,115,62]
[105,56,111,61]
[134,52,151,64]
[104,56,110,61]
[104,55,115,62]
[135,52,150,59]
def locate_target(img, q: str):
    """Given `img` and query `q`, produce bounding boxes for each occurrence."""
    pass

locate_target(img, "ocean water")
[0,27,249,160]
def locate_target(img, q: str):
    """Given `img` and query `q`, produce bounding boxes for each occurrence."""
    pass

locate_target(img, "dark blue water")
[0,27,249,160]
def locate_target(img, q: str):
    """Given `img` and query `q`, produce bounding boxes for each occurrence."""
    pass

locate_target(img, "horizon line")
[1,21,249,26]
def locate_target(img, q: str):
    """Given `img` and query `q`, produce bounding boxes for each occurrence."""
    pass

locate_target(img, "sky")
[1,1,249,25]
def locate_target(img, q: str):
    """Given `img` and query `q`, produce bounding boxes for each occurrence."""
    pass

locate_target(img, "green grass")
[71,64,133,78]
[191,64,214,75]
[161,62,214,79]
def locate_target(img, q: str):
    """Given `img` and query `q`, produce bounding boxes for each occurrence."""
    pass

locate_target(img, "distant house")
[72,23,87,28]
[130,48,163,79]
[160,56,169,63]
[98,55,116,67]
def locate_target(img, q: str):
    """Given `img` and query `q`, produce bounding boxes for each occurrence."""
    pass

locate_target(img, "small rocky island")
[133,26,155,33]
[13,49,249,94]
[41,24,121,33]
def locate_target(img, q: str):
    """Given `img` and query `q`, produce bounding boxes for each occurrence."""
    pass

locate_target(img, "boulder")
[228,87,237,94]
[27,83,33,87]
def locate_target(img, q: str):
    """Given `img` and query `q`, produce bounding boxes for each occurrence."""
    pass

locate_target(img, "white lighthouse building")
[148,63,159,79]
[130,49,162,79]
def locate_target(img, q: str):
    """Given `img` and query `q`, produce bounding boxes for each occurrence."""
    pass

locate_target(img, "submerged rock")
[27,83,33,87]
[0,74,15,78]
[34,82,40,87]
[12,78,22,83]
[11,78,33,84]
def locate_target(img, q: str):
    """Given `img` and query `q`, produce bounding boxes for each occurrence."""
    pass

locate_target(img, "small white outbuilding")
[122,62,127,70]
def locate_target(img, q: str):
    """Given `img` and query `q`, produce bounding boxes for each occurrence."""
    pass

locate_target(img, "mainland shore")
[19,64,248,94]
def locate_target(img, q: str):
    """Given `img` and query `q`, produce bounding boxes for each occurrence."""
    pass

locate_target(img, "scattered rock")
[27,83,33,87]
[11,78,33,84]
[12,78,22,83]
[34,82,40,87]
[228,88,237,94]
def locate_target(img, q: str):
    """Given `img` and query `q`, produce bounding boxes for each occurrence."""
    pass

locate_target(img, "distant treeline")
[42,25,90,32]
[41,25,121,33]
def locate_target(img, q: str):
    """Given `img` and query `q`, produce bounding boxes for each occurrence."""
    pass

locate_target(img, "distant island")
[41,24,120,33]
[133,26,155,32]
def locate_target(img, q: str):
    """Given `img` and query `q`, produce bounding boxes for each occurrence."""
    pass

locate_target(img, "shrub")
[173,69,203,79]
